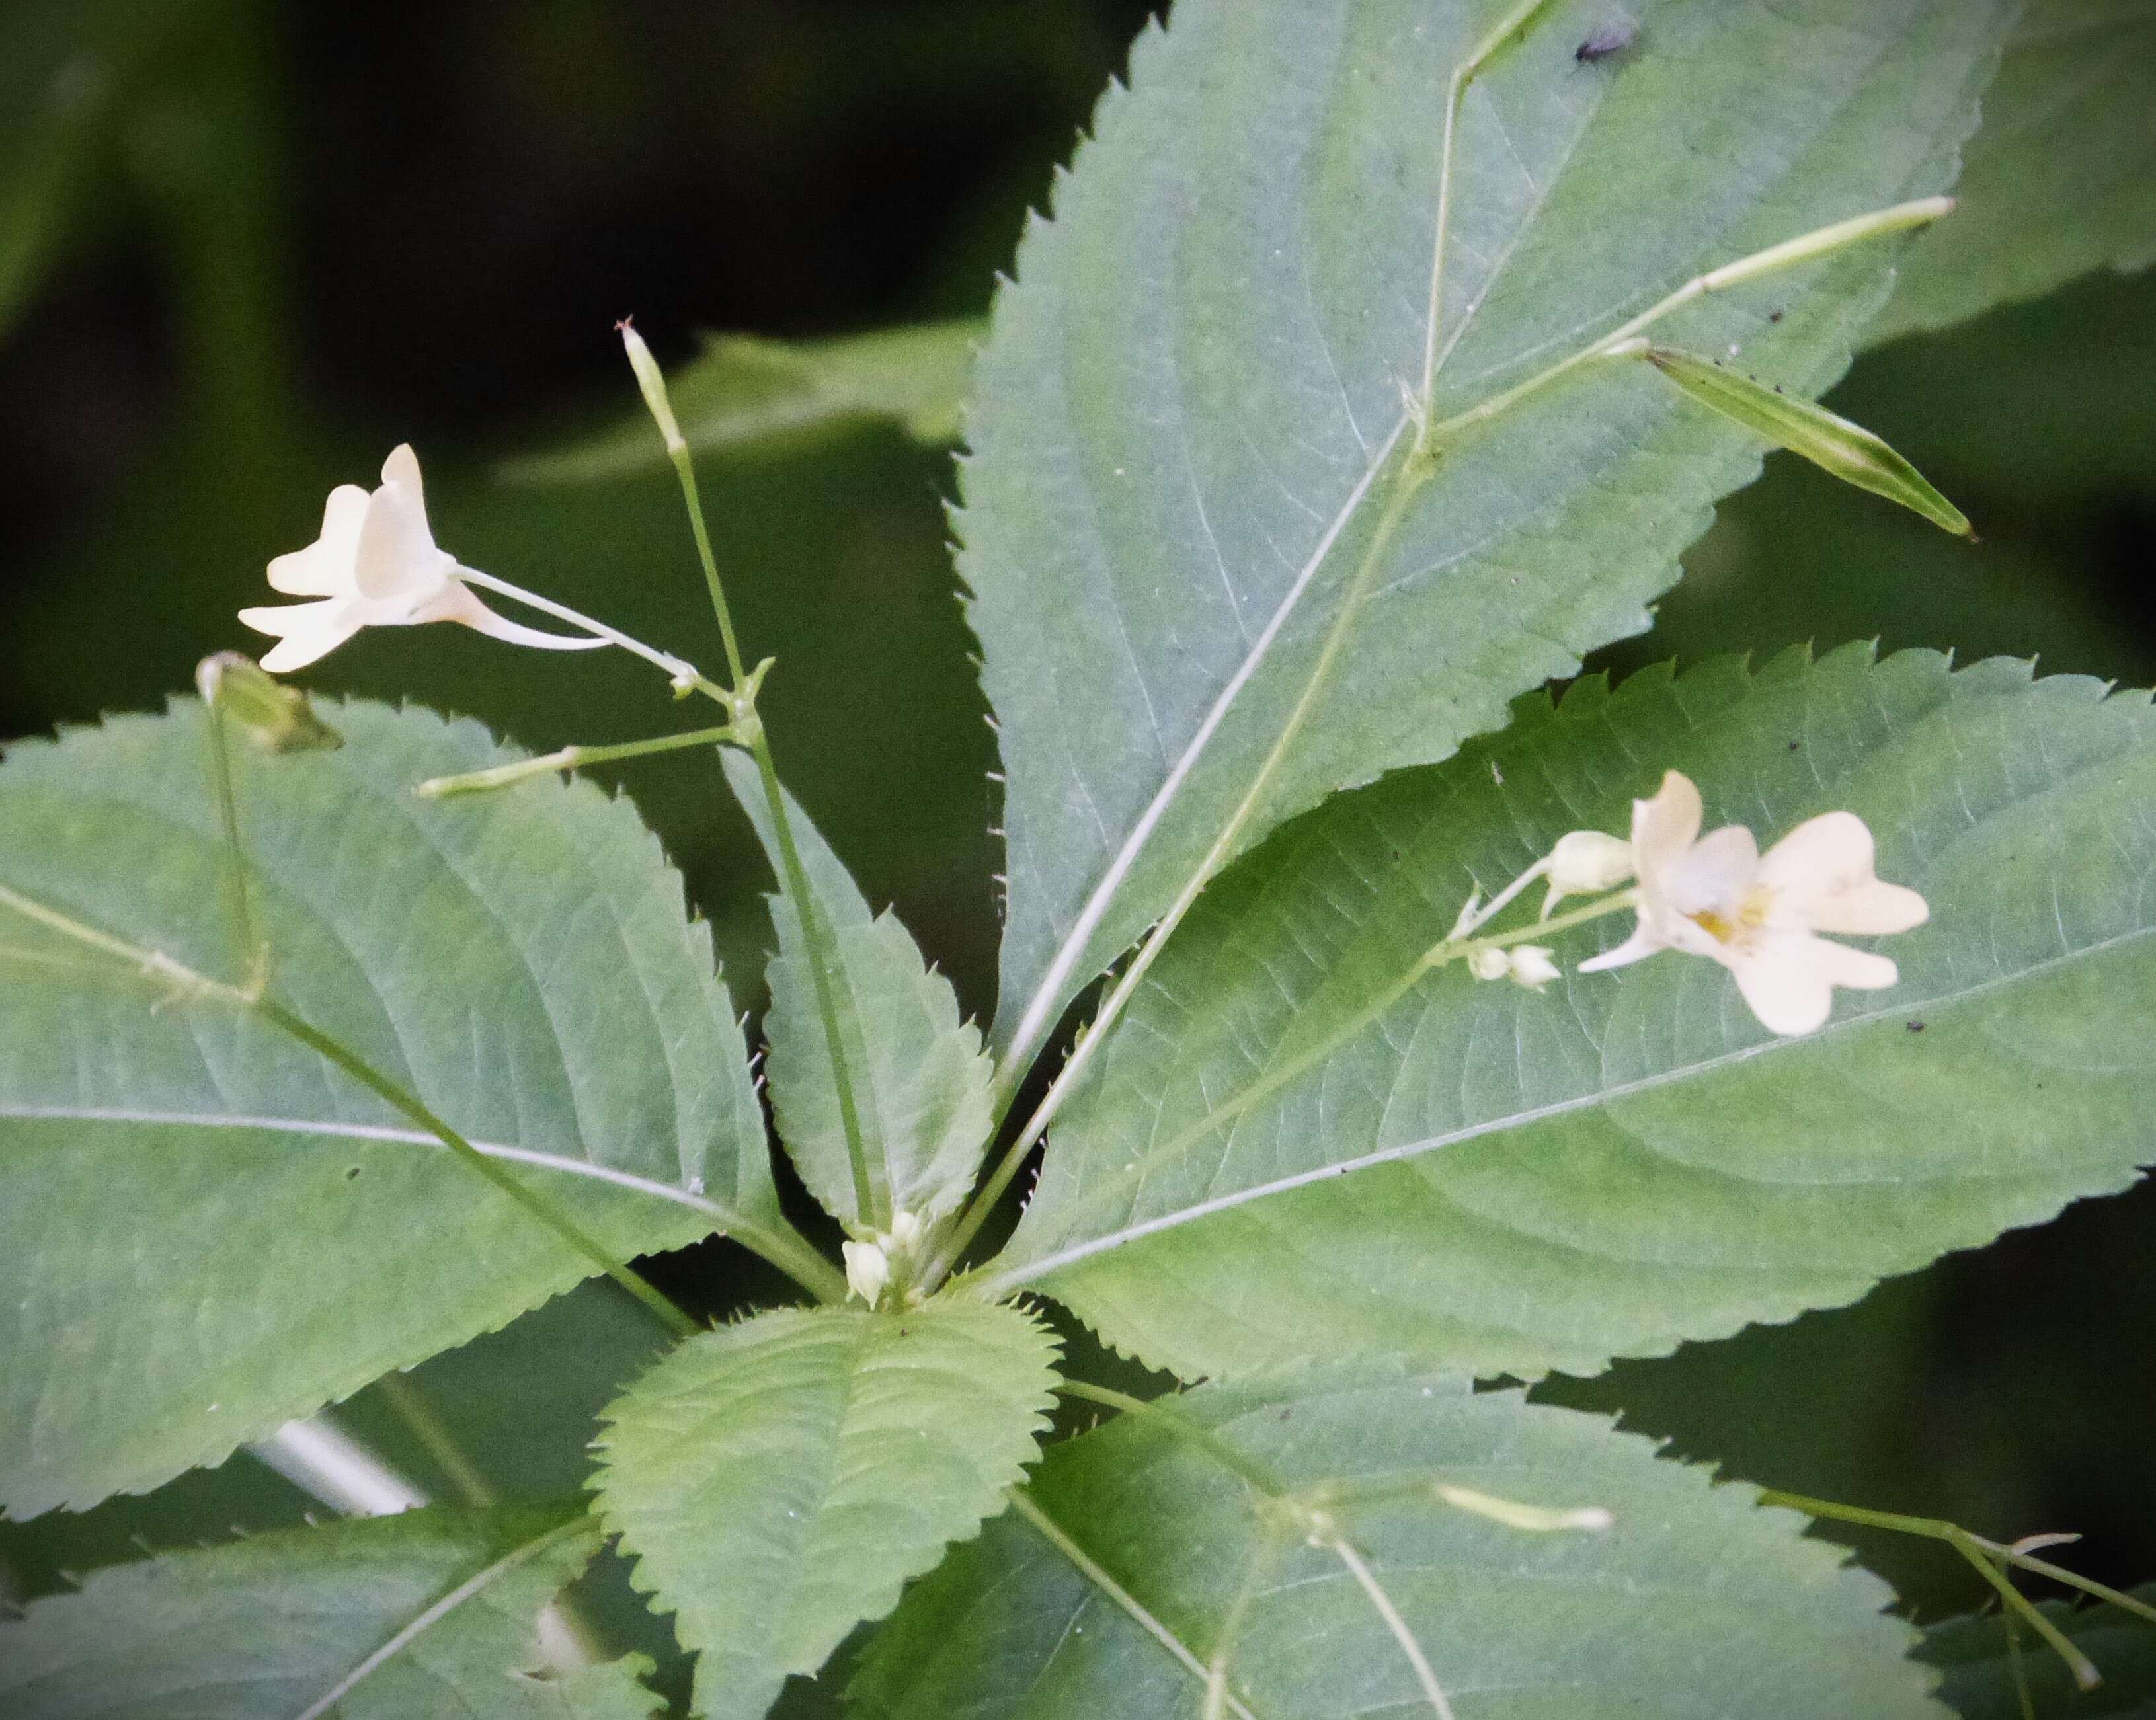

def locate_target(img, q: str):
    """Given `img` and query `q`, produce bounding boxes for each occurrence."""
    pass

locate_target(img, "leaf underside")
[593,1298,1060,1720]
[963,0,2011,1061]
[0,699,775,1515]
[724,751,995,1230]
[998,647,2156,1382]
[853,1365,1943,1719]
[1871,0,2156,343]
[0,1506,660,1719]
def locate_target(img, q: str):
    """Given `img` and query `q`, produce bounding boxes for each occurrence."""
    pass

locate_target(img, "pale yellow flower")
[1579,770,1927,1035]
[241,445,604,672]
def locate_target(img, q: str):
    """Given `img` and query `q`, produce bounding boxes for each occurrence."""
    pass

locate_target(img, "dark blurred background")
[4,0,2153,1655]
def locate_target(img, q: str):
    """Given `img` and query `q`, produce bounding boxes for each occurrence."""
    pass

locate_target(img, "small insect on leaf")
[1638,346,1974,537]
[1576,24,1636,63]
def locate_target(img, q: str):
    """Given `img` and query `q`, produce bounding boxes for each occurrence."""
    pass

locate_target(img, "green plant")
[6,2,2155,1715]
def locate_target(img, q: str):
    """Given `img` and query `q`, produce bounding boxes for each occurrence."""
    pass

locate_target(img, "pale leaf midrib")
[0,1102,747,1231]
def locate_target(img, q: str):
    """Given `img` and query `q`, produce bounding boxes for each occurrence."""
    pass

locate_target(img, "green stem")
[1004,1487,1260,1720]
[375,1372,498,1507]
[659,436,883,1229]
[256,998,700,1340]
[1423,198,1955,446]
[1057,1380,1286,1497]
[1324,1530,1457,1720]
[1759,1490,2123,1689]
[1417,0,1560,444]
[1206,1535,1283,1720]
[455,567,730,704]
[934,453,1430,1286]
[961,884,1640,1296]
[200,701,268,994]
[415,724,737,799]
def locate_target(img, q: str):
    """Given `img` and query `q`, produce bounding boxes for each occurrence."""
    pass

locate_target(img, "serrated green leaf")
[984,647,2156,1382]
[0,1505,661,1719]
[0,699,789,1516]
[1642,345,1972,535]
[594,1300,1058,1720]
[852,1366,1942,1719]
[965,0,2011,1069]
[1922,1588,2156,1719]
[723,750,994,1231]
[502,321,981,484]
[1873,0,2156,344]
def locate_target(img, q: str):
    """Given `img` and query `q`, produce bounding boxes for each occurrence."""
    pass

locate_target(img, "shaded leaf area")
[964,0,2010,1060]
[854,1366,1941,1719]
[996,648,2156,1381]
[0,1506,660,1719]
[1873,0,2156,344]
[725,751,994,1232]
[1923,1588,2156,1719]
[0,699,778,1515]
[594,1299,1058,1720]
[502,321,982,483]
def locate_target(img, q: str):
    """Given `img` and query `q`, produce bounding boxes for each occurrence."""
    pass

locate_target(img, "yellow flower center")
[1686,887,1774,946]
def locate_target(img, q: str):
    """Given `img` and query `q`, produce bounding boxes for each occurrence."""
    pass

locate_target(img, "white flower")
[1466,945,1511,982]
[842,1239,891,1307]
[1579,770,1928,1036]
[240,445,605,672]
[1466,943,1562,992]
[885,1209,925,1258]
[1539,830,1636,918]
[1507,945,1562,992]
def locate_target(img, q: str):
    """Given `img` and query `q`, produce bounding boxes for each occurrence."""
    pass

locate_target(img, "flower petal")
[1802,878,1929,937]
[1577,924,1666,973]
[379,441,426,498]
[266,485,371,595]
[239,598,342,639]
[1629,770,1702,880]
[1755,810,1926,933]
[1728,931,1899,1036]
[354,453,450,602]
[1659,823,1758,918]
[414,582,610,650]
[252,613,364,673]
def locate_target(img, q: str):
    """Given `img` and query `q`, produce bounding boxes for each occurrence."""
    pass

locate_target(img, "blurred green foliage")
[2,0,2151,1687]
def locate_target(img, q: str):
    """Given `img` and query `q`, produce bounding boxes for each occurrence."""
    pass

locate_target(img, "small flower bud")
[196,652,344,753]
[618,319,686,453]
[887,1209,925,1257]
[1540,830,1634,918]
[1507,945,1561,991]
[1466,946,1510,982]
[842,1239,891,1308]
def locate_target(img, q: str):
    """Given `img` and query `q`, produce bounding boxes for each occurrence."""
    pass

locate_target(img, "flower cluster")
[1459,769,1927,1037]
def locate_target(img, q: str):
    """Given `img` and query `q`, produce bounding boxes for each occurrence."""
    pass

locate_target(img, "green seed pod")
[195,652,344,752]
[1642,346,1973,537]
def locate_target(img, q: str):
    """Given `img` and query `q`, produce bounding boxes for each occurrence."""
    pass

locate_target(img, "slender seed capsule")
[1640,346,1974,537]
